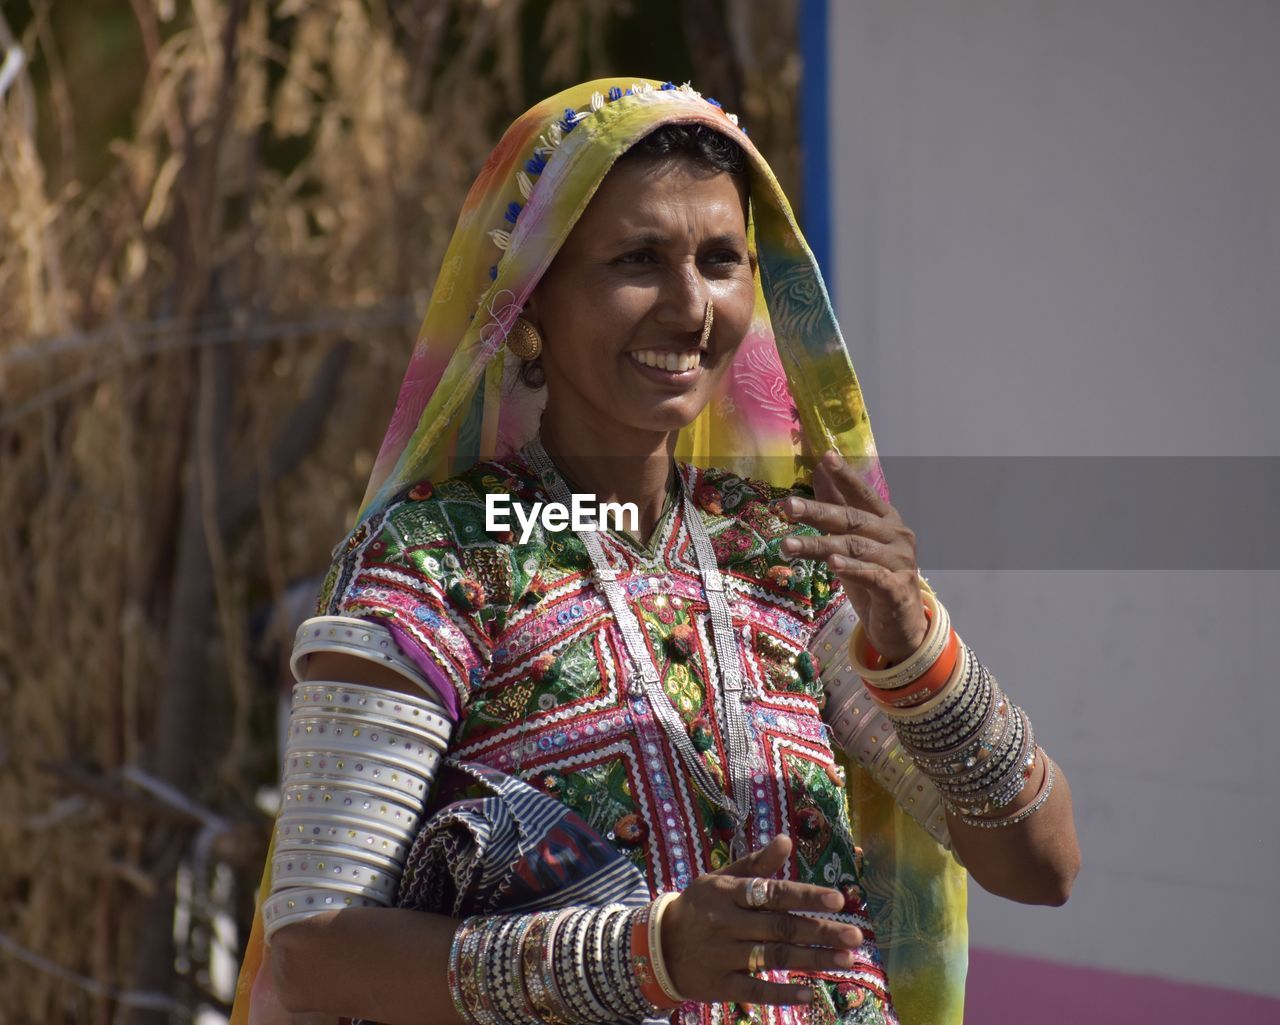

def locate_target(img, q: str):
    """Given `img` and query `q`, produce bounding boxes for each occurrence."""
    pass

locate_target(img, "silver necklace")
[522,438,756,857]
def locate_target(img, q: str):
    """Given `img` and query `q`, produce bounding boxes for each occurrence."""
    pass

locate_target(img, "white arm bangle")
[263,889,383,934]
[292,615,436,696]
[266,674,453,941]
[815,603,953,850]
[293,680,453,736]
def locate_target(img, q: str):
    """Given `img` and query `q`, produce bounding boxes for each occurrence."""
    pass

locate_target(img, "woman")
[231,79,1079,1025]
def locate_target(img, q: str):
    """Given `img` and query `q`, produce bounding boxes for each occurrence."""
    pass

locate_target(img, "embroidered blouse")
[317,453,900,1025]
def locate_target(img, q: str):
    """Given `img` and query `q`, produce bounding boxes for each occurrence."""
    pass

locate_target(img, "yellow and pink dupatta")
[231,78,967,1025]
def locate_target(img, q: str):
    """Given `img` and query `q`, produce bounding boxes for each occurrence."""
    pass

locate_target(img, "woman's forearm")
[270,907,463,1024]
[945,756,1080,905]
[263,639,459,1023]
[816,594,1082,905]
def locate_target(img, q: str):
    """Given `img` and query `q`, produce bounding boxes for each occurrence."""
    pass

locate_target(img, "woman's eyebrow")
[612,231,746,249]
[613,231,671,248]
[702,233,747,249]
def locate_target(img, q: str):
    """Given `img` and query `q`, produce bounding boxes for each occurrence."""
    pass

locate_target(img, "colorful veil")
[231,78,967,1025]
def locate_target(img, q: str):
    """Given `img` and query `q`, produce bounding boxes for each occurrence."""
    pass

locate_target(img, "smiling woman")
[230,79,1078,1025]
[526,140,758,539]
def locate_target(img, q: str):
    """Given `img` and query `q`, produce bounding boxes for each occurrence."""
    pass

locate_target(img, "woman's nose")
[656,261,710,330]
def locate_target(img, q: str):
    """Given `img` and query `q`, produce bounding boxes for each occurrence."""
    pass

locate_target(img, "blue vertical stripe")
[799,0,832,282]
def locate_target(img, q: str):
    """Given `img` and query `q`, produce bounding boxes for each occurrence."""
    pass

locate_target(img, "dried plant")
[0,2,800,1021]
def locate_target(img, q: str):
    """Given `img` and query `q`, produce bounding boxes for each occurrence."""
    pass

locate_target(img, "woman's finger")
[780,532,898,568]
[729,907,863,949]
[733,940,859,974]
[730,877,846,915]
[716,833,791,878]
[827,554,897,590]
[779,496,891,541]
[815,452,891,517]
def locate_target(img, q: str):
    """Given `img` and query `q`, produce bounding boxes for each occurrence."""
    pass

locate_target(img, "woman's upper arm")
[315,497,498,717]
[302,648,441,700]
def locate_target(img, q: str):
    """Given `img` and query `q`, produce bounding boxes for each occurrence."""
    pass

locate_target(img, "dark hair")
[618,121,748,179]
[516,122,747,390]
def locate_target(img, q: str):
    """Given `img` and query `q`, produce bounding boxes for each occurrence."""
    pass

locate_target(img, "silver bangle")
[956,751,1056,828]
[292,616,434,695]
[270,848,400,901]
[487,916,529,1025]
[286,720,445,773]
[270,680,448,939]
[921,694,1018,785]
[275,814,415,862]
[539,909,571,1022]
[285,751,436,803]
[293,679,452,741]
[281,781,423,828]
[262,888,383,940]
[909,684,1008,775]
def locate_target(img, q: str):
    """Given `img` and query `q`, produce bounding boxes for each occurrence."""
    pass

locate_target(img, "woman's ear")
[520,289,542,332]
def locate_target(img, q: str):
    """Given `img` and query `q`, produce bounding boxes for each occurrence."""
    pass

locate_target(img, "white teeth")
[630,350,702,373]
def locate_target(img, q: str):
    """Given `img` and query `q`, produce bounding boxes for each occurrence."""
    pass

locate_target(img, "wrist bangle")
[647,892,685,1006]
[630,904,668,1009]
[880,642,969,722]
[540,910,570,1022]
[851,587,950,689]
[863,626,960,708]
[609,907,651,1019]
[955,749,1056,828]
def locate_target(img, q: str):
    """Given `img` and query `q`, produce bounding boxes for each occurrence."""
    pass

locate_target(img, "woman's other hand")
[660,834,864,1006]
[779,451,929,665]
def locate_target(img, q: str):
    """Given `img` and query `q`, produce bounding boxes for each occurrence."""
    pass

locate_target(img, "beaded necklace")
[523,438,756,857]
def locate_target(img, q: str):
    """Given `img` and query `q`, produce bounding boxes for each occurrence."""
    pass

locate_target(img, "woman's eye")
[617,250,657,264]
[704,250,744,266]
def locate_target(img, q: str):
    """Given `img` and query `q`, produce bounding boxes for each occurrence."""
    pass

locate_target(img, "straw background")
[0,2,803,1022]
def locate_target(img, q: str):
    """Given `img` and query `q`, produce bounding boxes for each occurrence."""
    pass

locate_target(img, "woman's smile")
[626,346,706,382]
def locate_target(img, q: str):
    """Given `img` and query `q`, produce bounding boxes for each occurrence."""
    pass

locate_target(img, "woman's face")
[525,154,756,443]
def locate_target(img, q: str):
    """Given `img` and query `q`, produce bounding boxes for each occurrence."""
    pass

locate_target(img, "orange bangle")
[862,601,931,670]
[631,906,680,1009]
[864,627,960,708]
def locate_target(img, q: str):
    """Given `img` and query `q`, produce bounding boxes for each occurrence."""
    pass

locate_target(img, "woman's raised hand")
[779,451,929,666]
[660,834,864,1007]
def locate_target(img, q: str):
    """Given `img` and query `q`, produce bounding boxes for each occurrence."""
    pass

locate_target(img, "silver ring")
[746,876,770,910]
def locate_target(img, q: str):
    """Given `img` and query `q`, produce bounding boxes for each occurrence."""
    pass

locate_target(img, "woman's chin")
[618,391,714,436]
[543,372,716,440]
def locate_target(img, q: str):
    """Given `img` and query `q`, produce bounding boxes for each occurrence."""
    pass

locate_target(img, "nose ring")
[700,299,714,347]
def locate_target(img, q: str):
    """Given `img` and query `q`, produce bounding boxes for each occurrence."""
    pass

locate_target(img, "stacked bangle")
[817,633,950,847]
[854,588,954,688]
[954,750,1056,828]
[265,617,454,941]
[448,902,676,1025]
[838,585,1053,830]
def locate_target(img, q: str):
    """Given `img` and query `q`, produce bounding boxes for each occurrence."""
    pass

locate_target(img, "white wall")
[828,0,1280,997]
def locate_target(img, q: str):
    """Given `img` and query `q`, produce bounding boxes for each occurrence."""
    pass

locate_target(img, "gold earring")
[507,317,543,360]
[699,299,715,347]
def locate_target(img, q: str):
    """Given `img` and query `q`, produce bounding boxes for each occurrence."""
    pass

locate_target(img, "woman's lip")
[625,350,704,385]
